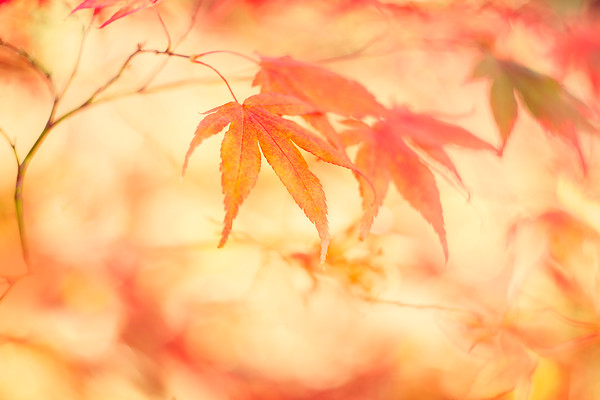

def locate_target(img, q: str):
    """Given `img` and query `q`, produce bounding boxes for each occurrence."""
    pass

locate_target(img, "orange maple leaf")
[183,93,361,265]
[71,0,160,27]
[343,107,494,260]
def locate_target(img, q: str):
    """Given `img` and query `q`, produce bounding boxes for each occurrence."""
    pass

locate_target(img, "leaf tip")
[217,235,227,249]
[438,227,449,264]
[181,158,189,177]
[319,234,330,269]
[182,149,193,177]
[358,217,373,241]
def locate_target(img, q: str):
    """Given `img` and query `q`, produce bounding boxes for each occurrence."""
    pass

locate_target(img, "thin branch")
[98,74,253,103]
[131,7,176,93]
[14,164,29,265]
[135,52,170,93]
[357,294,472,313]
[85,46,145,106]
[154,7,172,51]
[6,41,242,272]
[9,45,145,268]
[174,0,203,48]
[193,50,260,65]
[20,46,144,171]
[58,14,95,100]
[135,48,241,103]
[317,32,389,64]
[105,47,246,104]
[0,128,20,166]
[21,45,241,169]
[0,129,27,267]
[0,276,25,303]
[0,42,57,266]
[0,129,26,265]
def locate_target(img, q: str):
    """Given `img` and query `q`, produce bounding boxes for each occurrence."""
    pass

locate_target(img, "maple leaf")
[342,107,494,260]
[509,209,600,309]
[386,106,496,190]
[252,55,385,148]
[472,53,596,171]
[436,309,538,400]
[71,0,160,28]
[553,22,600,96]
[183,93,362,265]
[0,0,47,6]
[253,55,384,118]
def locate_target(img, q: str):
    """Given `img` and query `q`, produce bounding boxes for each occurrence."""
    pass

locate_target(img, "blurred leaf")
[253,55,385,119]
[341,107,493,260]
[473,54,596,170]
[490,75,518,147]
[553,21,600,95]
[71,0,160,27]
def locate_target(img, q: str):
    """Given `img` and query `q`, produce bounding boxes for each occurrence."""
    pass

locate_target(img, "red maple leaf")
[71,0,160,28]
[0,0,48,6]
[252,55,385,149]
[553,21,600,96]
[342,107,494,260]
[253,55,384,118]
[183,93,361,265]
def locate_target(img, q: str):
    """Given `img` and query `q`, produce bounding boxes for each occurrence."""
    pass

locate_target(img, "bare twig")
[58,15,96,100]
[0,40,57,265]
[2,19,247,286]
[174,0,203,48]
[357,294,471,313]
[99,74,252,104]
[0,128,20,166]
[132,7,174,91]
[193,50,260,65]
[318,32,389,64]
[137,48,241,102]
[155,7,172,51]
[3,42,146,269]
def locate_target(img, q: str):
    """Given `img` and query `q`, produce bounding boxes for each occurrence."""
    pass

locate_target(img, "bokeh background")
[1,0,600,398]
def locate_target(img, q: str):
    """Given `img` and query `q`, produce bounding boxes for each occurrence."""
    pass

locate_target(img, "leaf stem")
[58,15,95,99]
[190,57,239,103]
[174,0,203,48]
[192,50,260,65]
[135,49,241,103]
[154,8,172,51]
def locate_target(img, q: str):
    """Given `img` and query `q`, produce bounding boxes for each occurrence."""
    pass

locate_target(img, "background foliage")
[1,0,600,399]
